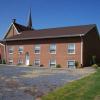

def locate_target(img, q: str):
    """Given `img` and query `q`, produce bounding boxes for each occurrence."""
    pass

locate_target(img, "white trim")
[67,60,75,68]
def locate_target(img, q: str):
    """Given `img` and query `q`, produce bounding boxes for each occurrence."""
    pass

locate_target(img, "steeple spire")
[27,8,32,29]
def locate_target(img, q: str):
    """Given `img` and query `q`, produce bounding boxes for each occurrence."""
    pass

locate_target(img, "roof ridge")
[36,24,96,31]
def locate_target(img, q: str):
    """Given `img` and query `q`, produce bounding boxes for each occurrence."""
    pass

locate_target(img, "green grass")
[42,68,100,100]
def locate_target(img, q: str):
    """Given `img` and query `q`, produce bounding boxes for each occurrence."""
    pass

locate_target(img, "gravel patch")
[0,65,95,100]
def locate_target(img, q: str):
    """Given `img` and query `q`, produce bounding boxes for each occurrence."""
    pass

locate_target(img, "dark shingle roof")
[14,23,33,32]
[4,24,96,41]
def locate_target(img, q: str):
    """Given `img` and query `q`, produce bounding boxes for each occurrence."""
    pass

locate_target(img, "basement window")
[18,59,23,64]
[67,60,75,68]
[9,59,13,64]
[34,59,40,66]
[49,59,56,67]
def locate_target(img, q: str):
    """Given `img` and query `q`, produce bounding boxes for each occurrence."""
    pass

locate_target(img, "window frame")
[49,44,56,54]
[67,43,75,54]
[34,44,41,54]
[8,47,14,54]
[18,46,24,54]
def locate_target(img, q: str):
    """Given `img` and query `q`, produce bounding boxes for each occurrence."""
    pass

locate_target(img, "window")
[34,59,40,66]
[50,44,56,54]
[68,43,75,54]
[34,44,40,54]
[49,59,56,67]
[18,59,23,64]
[18,46,23,54]
[8,47,14,54]
[9,59,13,64]
[68,60,75,68]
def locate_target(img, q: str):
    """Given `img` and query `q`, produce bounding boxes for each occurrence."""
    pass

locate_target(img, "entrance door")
[25,52,29,65]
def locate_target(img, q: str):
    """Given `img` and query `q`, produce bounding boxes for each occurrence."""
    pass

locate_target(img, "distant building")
[0,42,5,63]
[1,11,100,68]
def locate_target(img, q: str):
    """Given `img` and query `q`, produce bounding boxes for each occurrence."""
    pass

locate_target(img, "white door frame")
[25,52,30,65]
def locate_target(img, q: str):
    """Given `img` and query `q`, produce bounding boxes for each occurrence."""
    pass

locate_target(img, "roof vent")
[12,19,16,23]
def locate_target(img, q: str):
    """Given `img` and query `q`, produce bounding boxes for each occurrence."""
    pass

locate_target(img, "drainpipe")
[80,34,84,67]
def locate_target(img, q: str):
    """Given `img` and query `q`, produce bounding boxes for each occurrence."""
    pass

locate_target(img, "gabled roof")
[4,22,34,39]
[4,24,96,41]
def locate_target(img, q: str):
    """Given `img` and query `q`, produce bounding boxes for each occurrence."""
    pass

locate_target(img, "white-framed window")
[9,59,13,64]
[34,59,40,66]
[8,47,14,54]
[34,44,40,54]
[18,46,23,54]
[68,43,75,54]
[49,44,56,54]
[67,60,75,68]
[49,59,56,67]
[18,59,23,64]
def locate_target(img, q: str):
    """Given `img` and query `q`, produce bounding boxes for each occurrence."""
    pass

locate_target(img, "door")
[25,52,29,65]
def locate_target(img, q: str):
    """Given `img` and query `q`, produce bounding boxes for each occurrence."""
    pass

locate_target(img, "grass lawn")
[42,68,100,100]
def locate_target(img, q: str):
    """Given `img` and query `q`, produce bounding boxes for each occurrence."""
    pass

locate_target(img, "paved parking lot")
[0,65,95,100]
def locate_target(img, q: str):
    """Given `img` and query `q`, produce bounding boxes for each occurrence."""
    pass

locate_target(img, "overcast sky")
[0,0,100,39]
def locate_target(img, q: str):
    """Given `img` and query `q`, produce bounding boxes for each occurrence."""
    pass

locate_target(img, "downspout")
[2,39,7,64]
[80,34,84,67]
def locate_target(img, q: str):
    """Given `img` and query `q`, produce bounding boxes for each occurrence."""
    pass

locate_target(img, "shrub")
[40,64,44,67]
[17,63,22,66]
[97,63,100,67]
[29,64,32,66]
[92,64,98,69]
[75,61,79,68]
[56,64,61,68]
[92,56,96,64]
[2,59,6,64]
[0,60,2,64]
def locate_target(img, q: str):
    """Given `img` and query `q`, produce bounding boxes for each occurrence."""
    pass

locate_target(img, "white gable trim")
[3,23,20,39]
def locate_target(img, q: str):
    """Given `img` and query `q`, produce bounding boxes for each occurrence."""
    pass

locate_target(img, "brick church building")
[1,11,100,68]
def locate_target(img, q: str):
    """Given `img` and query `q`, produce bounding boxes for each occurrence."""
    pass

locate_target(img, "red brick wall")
[6,37,82,68]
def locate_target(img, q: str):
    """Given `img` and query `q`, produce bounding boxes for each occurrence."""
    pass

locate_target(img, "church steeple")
[27,8,32,29]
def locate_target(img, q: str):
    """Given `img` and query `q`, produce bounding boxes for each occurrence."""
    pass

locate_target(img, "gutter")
[3,34,84,41]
